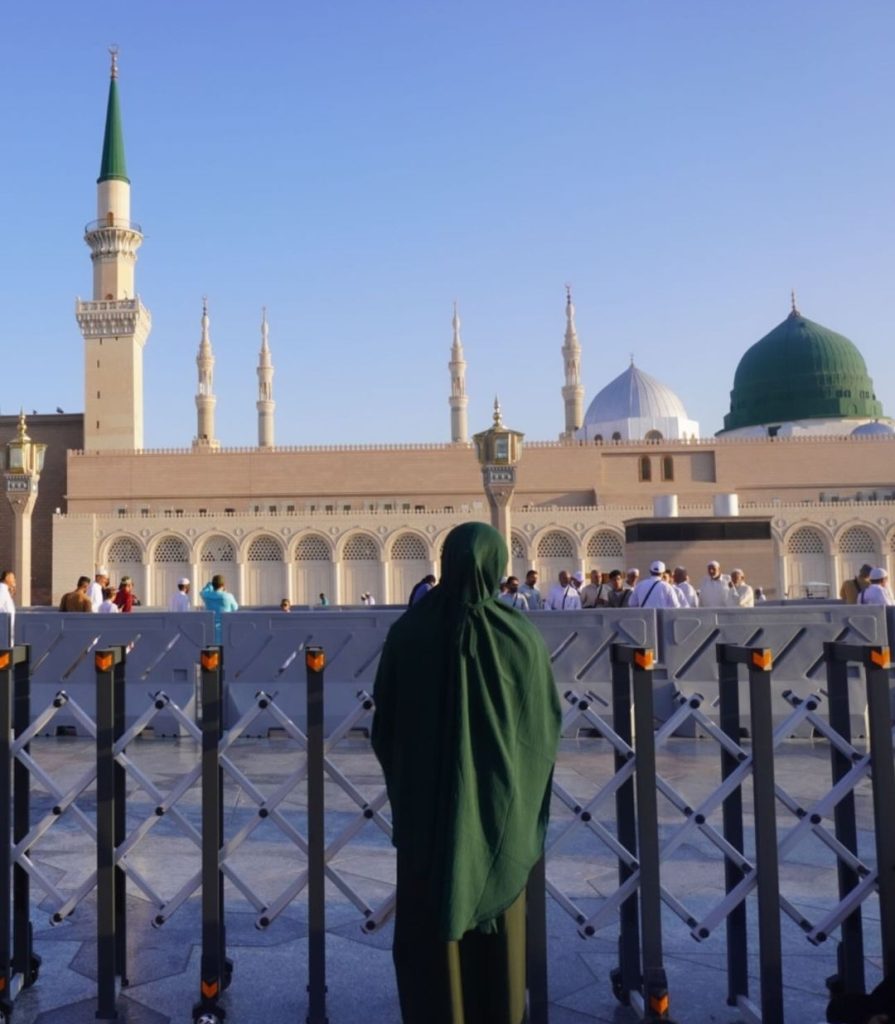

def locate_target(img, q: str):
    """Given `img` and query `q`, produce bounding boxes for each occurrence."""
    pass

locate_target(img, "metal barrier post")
[95,646,125,1020]
[12,644,38,996]
[609,645,641,1005]
[0,647,17,1018]
[525,855,548,1024]
[306,646,327,1024]
[823,642,866,996]
[715,646,748,1008]
[862,644,895,977]
[193,648,228,1024]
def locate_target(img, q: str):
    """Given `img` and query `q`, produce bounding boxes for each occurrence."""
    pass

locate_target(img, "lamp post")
[4,412,47,606]
[473,398,524,571]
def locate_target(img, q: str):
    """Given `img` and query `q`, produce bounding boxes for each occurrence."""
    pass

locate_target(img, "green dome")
[722,308,883,431]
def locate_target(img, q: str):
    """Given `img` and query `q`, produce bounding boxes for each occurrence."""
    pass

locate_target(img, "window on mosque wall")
[108,538,141,563]
[586,532,623,559]
[201,538,235,562]
[248,536,284,561]
[645,430,663,443]
[295,536,331,561]
[153,537,189,563]
[343,535,378,560]
[391,534,428,560]
[839,527,876,554]
[639,456,652,482]
[511,535,526,559]
[661,456,674,481]
[537,531,574,559]
[786,527,824,555]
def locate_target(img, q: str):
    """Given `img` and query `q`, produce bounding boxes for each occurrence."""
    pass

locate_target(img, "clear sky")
[3,2,894,448]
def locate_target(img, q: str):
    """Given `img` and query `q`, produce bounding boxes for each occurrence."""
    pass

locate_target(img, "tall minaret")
[560,285,584,440]
[76,49,152,451]
[448,302,469,443]
[193,298,220,450]
[256,307,275,448]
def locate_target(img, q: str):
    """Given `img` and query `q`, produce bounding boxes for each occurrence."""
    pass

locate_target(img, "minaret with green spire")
[98,47,129,184]
[76,48,152,451]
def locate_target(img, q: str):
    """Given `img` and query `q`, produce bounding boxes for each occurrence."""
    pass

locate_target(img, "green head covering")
[372,522,561,940]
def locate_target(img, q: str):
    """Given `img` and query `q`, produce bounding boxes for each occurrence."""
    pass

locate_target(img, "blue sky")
[3,2,894,447]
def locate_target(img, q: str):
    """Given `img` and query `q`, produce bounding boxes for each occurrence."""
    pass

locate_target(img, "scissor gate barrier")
[0,635,893,1023]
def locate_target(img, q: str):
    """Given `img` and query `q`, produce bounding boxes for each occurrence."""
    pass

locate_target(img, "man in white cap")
[87,567,109,613]
[729,569,754,607]
[698,561,732,608]
[168,578,192,612]
[629,561,683,608]
[858,568,894,606]
[544,570,582,610]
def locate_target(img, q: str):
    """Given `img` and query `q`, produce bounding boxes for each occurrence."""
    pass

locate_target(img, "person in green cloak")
[372,521,561,1024]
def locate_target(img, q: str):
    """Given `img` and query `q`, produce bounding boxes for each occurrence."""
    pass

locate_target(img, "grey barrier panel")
[14,612,215,733]
[217,610,404,732]
[530,610,665,728]
[658,606,888,733]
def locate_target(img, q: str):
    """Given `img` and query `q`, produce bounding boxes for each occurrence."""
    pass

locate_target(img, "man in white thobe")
[87,568,109,613]
[698,561,732,608]
[545,570,582,610]
[0,571,16,645]
[629,561,683,608]
[858,568,894,606]
[498,576,530,611]
[169,578,192,611]
[729,569,755,607]
[672,567,699,607]
[519,570,543,610]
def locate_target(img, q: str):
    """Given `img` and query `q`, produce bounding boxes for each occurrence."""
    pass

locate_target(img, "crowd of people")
[495,561,765,611]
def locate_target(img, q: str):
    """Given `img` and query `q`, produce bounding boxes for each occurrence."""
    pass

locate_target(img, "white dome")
[583,363,690,425]
[851,420,895,437]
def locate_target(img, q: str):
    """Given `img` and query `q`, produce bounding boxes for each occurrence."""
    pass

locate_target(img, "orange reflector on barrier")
[752,649,773,671]
[201,979,218,999]
[306,651,326,673]
[634,650,654,670]
[201,651,220,671]
[871,647,891,669]
[649,992,669,1015]
[95,653,113,673]
[0,975,7,990]
[0,653,9,671]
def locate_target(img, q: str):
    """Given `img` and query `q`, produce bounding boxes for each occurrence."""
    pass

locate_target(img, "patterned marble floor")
[4,734,883,1024]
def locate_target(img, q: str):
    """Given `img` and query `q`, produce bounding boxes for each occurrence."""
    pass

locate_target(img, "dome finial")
[630,352,635,366]
[109,45,119,80]
[493,395,504,426]
[790,289,800,318]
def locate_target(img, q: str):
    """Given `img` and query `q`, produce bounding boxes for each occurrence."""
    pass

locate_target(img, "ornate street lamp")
[4,411,47,606]
[473,397,524,569]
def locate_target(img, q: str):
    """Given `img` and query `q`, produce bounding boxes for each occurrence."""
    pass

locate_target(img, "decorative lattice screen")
[108,537,141,563]
[247,536,283,561]
[537,532,575,559]
[201,538,235,562]
[838,527,876,554]
[586,532,623,559]
[343,534,378,561]
[153,537,189,563]
[390,534,427,560]
[295,536,331,561]
[511,535,525,559]
[787,528,824,555]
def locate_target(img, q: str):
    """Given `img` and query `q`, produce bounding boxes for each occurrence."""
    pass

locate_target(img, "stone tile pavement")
[6,734,884,1023]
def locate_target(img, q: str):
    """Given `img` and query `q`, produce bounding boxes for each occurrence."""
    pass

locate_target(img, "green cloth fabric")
[372,521,561,943]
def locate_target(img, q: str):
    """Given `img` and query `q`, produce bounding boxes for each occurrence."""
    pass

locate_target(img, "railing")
[84,218,143,234]
[0,616,893,1021]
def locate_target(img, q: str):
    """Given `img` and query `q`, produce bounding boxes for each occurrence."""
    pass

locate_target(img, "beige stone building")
[16,58,895,607]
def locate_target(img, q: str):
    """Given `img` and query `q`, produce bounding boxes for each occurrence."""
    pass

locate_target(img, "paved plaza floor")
[7,733,884,1024]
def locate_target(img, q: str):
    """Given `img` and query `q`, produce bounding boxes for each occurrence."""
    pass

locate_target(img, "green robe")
[372,522,561,1023]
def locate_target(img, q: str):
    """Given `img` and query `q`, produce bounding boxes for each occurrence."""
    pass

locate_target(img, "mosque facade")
[13,59,895,606]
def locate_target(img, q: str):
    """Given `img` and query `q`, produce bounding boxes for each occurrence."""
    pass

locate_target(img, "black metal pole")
[610,645,641,1005]
[715,646,748,1007]
[96,647,123,1020]
[12,644,37,992]
[113,651,127,988]
[824,642,865,996]
[306,646,328,1024]
[630,649,672,1022]
[0,648,14,1019]
[525,855,548,1024]
[863,648,895,976]
[747,656,784,1024]
[194,647,227,1023]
